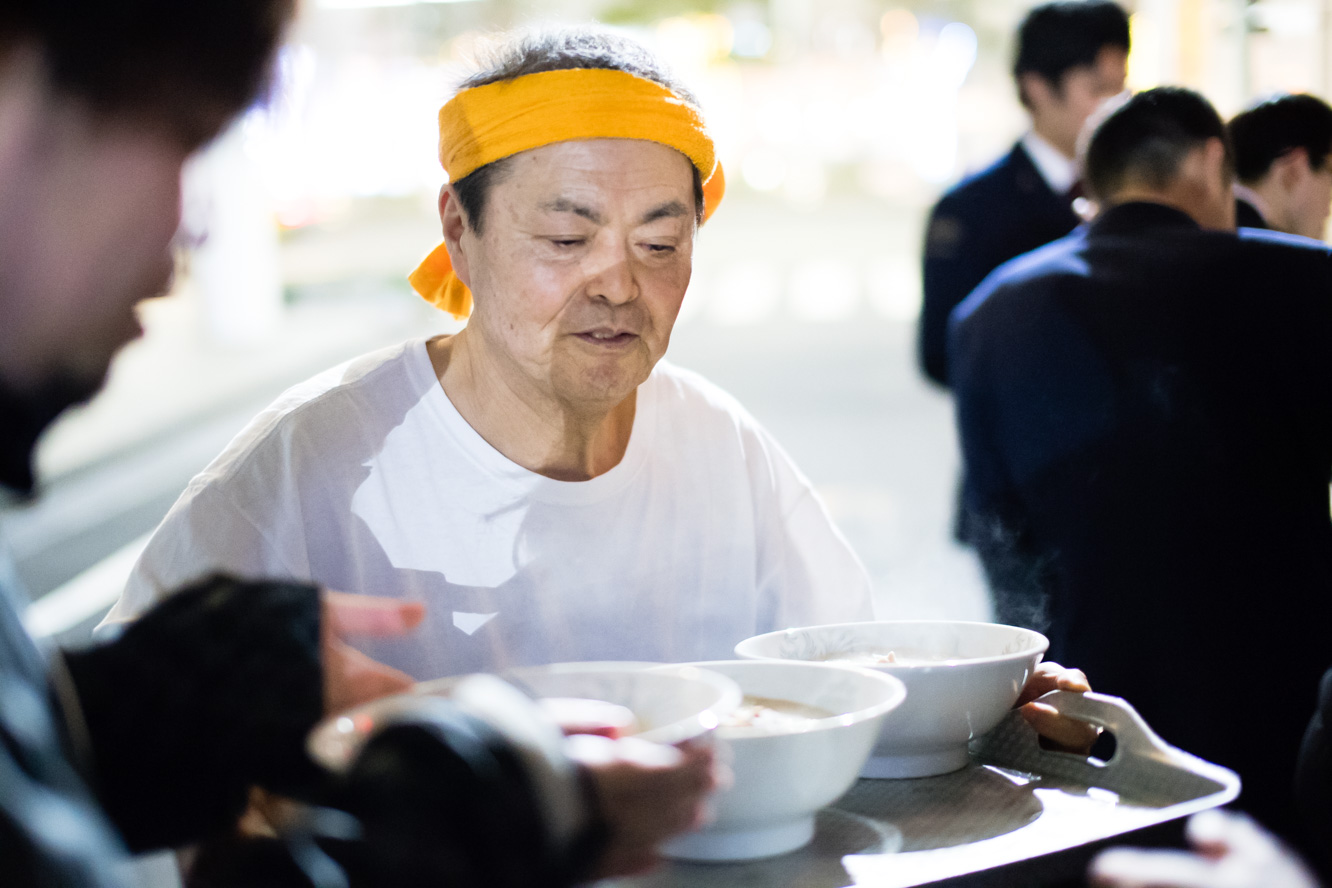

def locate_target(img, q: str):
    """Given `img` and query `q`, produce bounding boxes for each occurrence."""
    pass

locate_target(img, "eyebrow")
[539,197,603,224]
[537,197,691,226]
[638,200,691,224]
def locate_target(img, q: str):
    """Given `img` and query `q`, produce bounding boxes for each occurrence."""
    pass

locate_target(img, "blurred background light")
[316,0,477,8]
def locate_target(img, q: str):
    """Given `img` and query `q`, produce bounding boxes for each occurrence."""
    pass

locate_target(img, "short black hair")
[1084,87,1232,201]
[0,0,295,148]
[451,29,705,235]
[1229,93,1332,184]
[1014,1,1130,106]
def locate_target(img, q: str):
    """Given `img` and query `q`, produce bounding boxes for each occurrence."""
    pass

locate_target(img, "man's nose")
[583,238,639,305]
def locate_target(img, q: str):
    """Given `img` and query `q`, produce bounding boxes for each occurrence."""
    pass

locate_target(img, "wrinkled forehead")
[493,138,698,211]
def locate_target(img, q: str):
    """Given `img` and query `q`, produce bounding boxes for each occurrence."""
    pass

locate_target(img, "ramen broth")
[721,695,835,734]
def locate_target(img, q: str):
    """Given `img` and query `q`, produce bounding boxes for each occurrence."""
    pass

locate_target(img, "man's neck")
[1105,183,1231,232]
[427,332,636,482]
[1021,130,1078,195]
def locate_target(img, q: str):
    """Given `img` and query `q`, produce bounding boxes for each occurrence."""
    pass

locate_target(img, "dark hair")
[1229,93,1332,183]
[451,29,705,234]
[1084,87,1233,201]
[1014,1,1130,106]
[0,0,294,147]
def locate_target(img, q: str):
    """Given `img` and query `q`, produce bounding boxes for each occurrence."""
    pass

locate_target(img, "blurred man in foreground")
[950,86,1332,850]
[1229,93,1332,237]
[0,4,715,885]
[919,0,1129,387]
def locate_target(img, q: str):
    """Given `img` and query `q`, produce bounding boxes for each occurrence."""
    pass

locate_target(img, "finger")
[1015,663,1061,706]
[1055,667,1092,692]
[1089,847,1218,888]
[1184,809,1241,859]
[610,736,687,769]
[1184,809,1285,861]
[1016,661,1091,707]
[323,591,426,637]
[1020,701,1099,753]
[594,844,661,879]
[324,641,415,713]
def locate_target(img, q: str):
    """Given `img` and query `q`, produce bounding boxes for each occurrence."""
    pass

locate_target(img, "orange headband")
[408,67,725,319]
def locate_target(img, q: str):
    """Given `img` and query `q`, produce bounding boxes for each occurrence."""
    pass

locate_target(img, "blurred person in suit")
[0,3,717,885]
[1229,93,1332,237]
[919,0,1129,388]
[949,87,1332,851]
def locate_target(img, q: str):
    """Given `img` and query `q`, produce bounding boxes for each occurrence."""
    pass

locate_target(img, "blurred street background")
[7,0,1332,652]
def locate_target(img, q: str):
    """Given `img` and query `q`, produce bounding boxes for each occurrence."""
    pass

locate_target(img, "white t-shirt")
[106,338,873,679]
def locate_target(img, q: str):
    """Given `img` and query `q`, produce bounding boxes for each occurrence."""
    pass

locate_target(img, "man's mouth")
[574,329,639,347]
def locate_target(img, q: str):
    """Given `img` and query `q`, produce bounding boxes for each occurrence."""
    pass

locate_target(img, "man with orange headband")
[109,27,1094,760]
[107,30,875,679]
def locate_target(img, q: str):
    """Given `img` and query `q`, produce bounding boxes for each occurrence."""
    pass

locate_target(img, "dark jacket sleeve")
[0,574,132,888]
[63,574,327,853]
[920,195,1003,387]
[1295,668,1332,881]
[949,288,1054,630]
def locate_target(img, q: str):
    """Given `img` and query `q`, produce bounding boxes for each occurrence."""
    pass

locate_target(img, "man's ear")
[1200,137,1237,230]
[440,185,472,289]
[1272,146,1311,191]
[1202,137,1230,188]
[1018,72,1056,111]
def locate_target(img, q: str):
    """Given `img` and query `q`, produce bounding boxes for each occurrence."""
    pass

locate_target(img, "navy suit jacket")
[1236,196,1269,229]
[950,202,1332,844]
[919,141,1081,386]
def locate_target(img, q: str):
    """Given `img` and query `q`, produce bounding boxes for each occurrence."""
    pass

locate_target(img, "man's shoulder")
[643,363,809,499]
[933,143,1029,211]
[200,339,431,478]
[1179,226,1332,290]
[952,229,1087,326]
[647,361,752,420]
[645,362,784,455]
[1236,225,1332,257]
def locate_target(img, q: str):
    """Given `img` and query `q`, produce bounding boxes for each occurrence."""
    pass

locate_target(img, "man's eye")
[644,243,676,254]
[550,238,585,248]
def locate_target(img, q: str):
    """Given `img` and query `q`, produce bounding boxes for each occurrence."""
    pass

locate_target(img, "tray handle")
[1037,690,1183,767]
[972,690,1240,806]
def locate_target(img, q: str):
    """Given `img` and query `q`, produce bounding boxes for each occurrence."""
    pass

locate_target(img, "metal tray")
[616,691,1240,888]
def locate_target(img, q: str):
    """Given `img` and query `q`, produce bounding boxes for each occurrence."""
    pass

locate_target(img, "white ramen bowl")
[658,660,906,862]
[735,621,1048,778]
[308,662,742,772]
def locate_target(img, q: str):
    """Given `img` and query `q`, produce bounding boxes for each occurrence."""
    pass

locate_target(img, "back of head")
[453,28,704,231]
[1013,0,1130,100]
[0,0,295,147]
[1084,86,1231,203]
[1229,93,1332,184]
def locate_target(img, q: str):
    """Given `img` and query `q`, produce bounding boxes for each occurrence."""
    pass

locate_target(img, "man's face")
[450,138,696,412]
[0,85,187,397]
[1286,155,1332,240]
[1026,46,1128,157]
